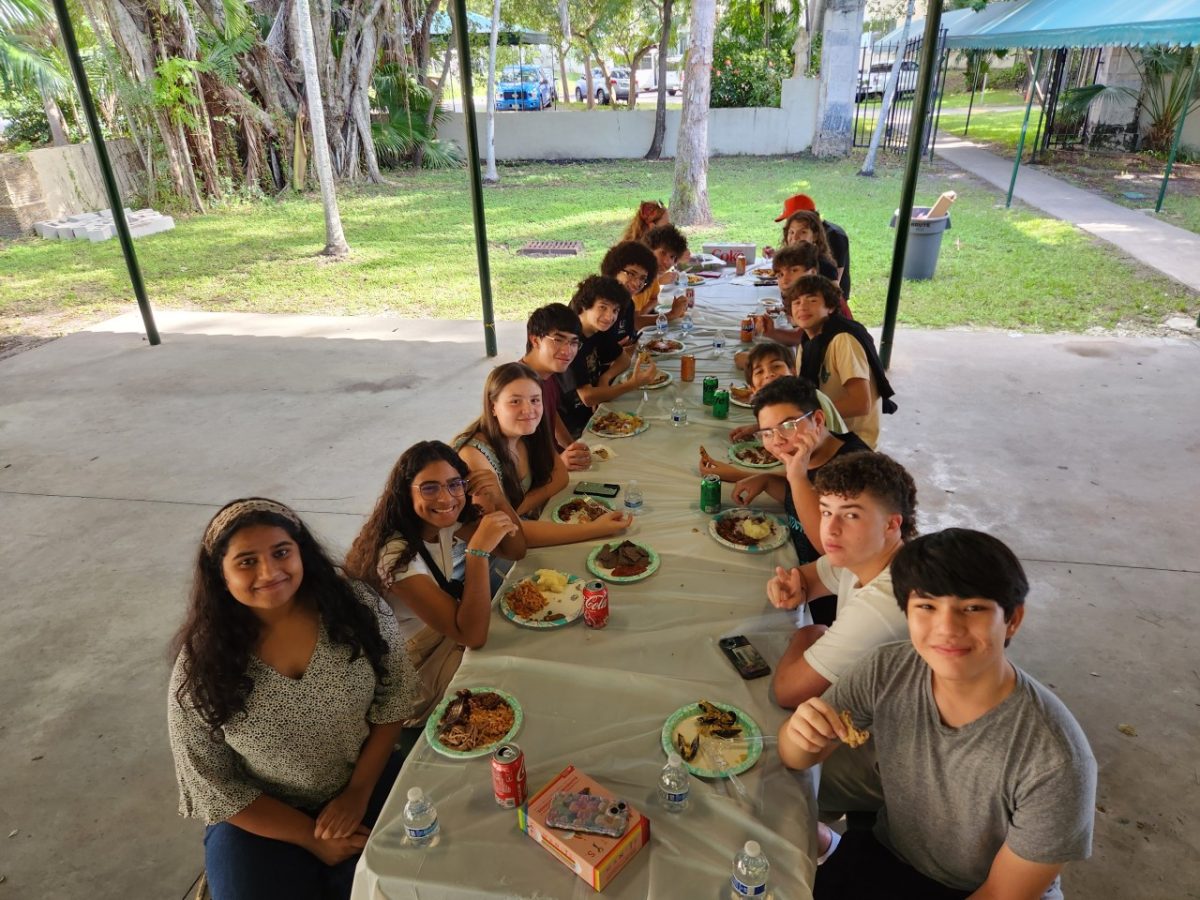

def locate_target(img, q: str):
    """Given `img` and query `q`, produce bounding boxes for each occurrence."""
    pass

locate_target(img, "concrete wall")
[441,76,819,160]
[0,139,143,238]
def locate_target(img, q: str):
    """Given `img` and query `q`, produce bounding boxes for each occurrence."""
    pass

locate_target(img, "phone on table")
[574,482,620,499]
[719,635,771,680]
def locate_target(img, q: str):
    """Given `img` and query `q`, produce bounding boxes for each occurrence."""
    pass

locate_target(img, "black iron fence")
[853,28,949,157]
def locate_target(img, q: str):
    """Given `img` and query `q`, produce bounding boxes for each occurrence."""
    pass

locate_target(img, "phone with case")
[719,635,771,679]
[574,481,620,499]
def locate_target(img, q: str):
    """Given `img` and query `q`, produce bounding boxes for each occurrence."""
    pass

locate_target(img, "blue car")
[495,65,554,111]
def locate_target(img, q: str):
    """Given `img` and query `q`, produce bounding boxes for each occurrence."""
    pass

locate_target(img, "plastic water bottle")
[671,396,688,427]
[658,751,690,812]
[730,841,769,897]
[712,333,727,358]
[656,312,669,335]
[681,312,694,336]
[624,480,644,515]
[402,787,440,847]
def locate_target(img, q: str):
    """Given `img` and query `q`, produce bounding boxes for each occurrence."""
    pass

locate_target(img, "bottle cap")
[407,787,424,802]
[667,751,682,766]
[744,840,761,856]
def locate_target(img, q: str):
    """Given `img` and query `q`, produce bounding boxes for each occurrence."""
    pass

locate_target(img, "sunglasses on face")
[754,411,815,443]
[415,478,467,500]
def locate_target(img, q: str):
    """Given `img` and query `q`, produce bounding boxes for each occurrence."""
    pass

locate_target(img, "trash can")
[889,206,952,280]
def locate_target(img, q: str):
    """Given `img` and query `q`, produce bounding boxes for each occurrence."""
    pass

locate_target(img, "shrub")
[989,59,1028,91]
[710,40,792,109]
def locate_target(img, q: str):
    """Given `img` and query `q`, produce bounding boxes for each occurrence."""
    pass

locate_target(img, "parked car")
[608,68,631,102]
[856,60,919,101]
[496,65,553,111]
[575,68,609,104]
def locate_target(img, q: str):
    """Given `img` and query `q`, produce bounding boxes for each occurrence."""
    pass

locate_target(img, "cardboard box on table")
[517,765,651,892]
[701,242,756,264]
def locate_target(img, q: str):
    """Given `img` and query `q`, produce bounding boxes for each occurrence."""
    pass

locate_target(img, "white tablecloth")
[353,272,818,900]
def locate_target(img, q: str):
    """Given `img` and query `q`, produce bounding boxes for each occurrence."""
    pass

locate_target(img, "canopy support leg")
[1155,59,1198,214]
[1006,48,1043,209]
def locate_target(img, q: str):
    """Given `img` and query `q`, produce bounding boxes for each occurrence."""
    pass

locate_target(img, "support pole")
[1155,59,1198,214]
[1006,48,1043,209]
[964,54,981,136]
[878,0,944,370]
[928,42,950,161]
[451,0,498,357]
[51,0,160,345]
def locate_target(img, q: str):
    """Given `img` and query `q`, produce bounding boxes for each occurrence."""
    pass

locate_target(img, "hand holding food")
[595,509,634,535]
[732,474,768,506]
[766,565,808,610]
[630,356,660,387]
[729,424,757,443]
[698,445,722,476]
[561,441,592,471]
[471,509,519,554]
[783,697,846,755]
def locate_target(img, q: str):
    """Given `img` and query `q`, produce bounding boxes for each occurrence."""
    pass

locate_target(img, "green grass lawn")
[937,89,1025,110]
[0,155,1193,336]
[937,108,1031,151]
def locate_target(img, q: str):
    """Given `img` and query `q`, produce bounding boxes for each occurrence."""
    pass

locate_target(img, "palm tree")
[1,0,70,146]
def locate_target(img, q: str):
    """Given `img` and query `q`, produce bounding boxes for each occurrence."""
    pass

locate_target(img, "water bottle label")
[405,820,439,839]
[661,789,688,803]
[672,412,683,423]
[731,876,766,897]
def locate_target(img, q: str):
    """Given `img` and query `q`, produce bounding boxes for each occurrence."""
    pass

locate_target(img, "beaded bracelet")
[466,548,492,560]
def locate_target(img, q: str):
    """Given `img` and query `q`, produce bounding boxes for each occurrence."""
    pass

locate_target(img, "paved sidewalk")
[936,133,1200,293]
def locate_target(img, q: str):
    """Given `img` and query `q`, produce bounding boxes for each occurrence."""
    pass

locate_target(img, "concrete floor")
[1,311,1198,899]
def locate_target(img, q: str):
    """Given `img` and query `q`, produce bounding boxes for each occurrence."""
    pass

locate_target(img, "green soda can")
[701,474,722,514]
[712,389,730,419]
[702,376,719,405]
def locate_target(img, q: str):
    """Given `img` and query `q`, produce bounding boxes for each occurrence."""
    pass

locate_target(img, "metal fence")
[853,28,949,157]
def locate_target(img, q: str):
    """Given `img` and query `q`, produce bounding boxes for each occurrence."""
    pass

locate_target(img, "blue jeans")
[203,751,404,900]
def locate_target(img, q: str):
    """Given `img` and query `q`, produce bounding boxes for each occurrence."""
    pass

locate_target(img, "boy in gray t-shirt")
[779,529,1097,899]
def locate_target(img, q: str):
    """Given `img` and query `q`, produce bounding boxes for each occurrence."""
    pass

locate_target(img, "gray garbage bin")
[888,205,952,280]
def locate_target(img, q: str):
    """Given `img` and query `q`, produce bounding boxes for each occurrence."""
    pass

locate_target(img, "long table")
[353,268,818,899]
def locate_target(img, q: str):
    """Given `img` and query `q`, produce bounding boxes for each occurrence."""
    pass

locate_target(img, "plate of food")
[551,495,614,524]
[751,267,776,279]
[728,441,781,469]
[586,539,660,583]
[588,411,648,439]
[643,337,685,356]
[686,273,705,286]
[708,508,789,553]
[728,384,755,409]
[499,569,585,628]
[661,700,763,779]
[425,687,522,759]
[615,368,673,390]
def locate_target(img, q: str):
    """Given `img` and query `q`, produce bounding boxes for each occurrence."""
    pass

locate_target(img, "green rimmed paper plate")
[708,508,789,554]
[727,441,781,469]
[586,540,661,583]
[661,701,763,779]
[424,687,523,759]
[587,411,650,439]
[498,573,584,629]
[615,368,674,390]
[551,495,615,524]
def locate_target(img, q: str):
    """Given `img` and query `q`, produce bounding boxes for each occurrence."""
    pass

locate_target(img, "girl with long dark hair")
[344,441,524,723]
[168,498,419,900]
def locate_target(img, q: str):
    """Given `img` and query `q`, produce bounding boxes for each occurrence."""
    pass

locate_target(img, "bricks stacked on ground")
[33,208,175,242]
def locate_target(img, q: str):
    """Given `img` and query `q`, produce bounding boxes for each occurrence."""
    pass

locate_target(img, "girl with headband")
[168,498,419,898]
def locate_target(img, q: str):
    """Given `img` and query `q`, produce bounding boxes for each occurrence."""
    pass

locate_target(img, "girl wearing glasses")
[169,499,419,899]
[455,363,634,546]
[345,442,525,724]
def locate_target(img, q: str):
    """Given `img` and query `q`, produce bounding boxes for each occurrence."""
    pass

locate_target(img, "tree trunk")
[293,0,350,255]
[484,0,500,183]
[646,0,672,158]
[860,0,913,176]
[40,86,71,146]
[415,43,454,168]
[670,0,715,225]
[558,39,570,105]
[582,45,595,108]
[811,0,866,158]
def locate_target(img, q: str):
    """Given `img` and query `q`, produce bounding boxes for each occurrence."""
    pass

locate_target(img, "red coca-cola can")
[582,579,609,628]
[492,742,527,808]
[686,287,696,308]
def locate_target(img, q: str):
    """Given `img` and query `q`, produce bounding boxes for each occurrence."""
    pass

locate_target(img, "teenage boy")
[764,451,915,709]
[520,303,592,471]
[558,275,659,438]
[774,193,851,299]
[788,275,895,449]
[724,343,847,442]
[781,529,1097,900]
[631,224,690,327]
[600,241,659,346]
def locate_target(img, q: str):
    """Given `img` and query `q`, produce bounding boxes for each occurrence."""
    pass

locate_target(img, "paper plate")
[586,541,661,583]
[425,687,523,759]
[499,573,584,629]
[643,338,685,356]
[587,412,649,439]
[686,274,705,286]
[728,385,755,409]
[615,369,673,390]
[551,495,615,524]
[708,508,789,553]
[661,701,763,779]
[727,441,781,469]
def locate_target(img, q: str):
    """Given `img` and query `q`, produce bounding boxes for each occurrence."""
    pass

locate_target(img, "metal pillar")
[51,0,160,345]
[1155,60,1199,214]
[451,0,498,356]
[964,56,982,136]
[1006,49,1044,208]
[878,0,944,371]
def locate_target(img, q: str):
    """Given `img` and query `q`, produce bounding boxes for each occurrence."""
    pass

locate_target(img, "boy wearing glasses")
[765,451,915,710]
[520,303,592,471]
[630,225,691,328]
[600,241,659,346]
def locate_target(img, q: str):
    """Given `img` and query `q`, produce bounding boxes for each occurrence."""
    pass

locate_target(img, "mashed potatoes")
[534,569,568,593]
[740,518,774,540]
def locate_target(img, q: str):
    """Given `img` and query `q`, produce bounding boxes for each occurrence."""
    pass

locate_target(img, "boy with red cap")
[774,194,851,301]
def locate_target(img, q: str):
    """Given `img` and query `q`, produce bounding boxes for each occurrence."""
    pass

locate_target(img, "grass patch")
[937,89,1025,110]
[937,108,1031,151]
[0,155,1193,335]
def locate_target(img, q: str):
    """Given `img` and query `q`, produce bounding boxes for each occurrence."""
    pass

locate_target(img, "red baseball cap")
[774,193,817,221]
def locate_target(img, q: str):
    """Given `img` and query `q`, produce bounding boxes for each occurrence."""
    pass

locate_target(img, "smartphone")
[719,635,771,680]
[574,482,620,499]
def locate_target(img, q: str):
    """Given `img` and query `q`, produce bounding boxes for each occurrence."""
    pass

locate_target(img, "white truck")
[634,50,683,95]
